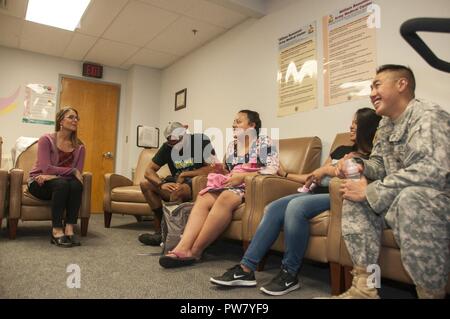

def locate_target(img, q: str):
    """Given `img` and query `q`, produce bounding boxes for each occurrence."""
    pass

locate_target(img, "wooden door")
[59,77,120,213]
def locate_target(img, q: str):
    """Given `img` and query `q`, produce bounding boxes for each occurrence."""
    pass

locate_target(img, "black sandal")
[51,235,73,248]
[159,253,197,268]
[67,235,81,246]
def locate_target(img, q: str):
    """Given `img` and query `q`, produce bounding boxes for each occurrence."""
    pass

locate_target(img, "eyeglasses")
[65,115,80,121]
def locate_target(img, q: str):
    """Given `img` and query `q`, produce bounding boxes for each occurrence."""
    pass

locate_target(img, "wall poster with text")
[323,0,377,106]
[277,22,318,117]
[23,83,56,125]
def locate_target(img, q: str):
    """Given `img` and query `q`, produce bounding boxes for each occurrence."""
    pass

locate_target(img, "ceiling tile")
[186,0,247,29]
[139,0,201,14]
[63,33,98,61]
[0,13,23,48]
[20,21,74,57]
[102,0,179,46]
[77,0,129,37]
[84,38,139,67]
[0,0,27,19]
[122,48,180,69]
[146,16,225,56]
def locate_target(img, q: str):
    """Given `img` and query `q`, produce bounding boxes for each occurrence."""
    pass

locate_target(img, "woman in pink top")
[28,107,85,248]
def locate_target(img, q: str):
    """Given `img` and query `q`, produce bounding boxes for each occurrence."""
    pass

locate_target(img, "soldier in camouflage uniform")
[335,65,449,299]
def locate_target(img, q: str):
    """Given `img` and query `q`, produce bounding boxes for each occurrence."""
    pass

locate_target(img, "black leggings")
[28,178,83,228]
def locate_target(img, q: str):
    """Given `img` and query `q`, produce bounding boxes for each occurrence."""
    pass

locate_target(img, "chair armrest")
[8,169,24,219]
[326,177,345,263]
[79,172,92,218]
[0,169,8,219]
[192,175,207,201]
[242,175,301,241]
[103,173,133,212]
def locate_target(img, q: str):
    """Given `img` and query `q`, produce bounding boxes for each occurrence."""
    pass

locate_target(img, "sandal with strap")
[159,251,197,268]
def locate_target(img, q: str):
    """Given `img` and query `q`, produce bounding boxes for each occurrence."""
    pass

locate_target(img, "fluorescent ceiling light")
[26,0,91,31]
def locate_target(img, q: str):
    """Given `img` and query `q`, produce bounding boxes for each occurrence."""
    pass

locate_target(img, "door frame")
[56,74,122,172]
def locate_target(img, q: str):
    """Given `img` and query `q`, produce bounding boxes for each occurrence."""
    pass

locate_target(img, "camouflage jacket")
[362,99,450,213]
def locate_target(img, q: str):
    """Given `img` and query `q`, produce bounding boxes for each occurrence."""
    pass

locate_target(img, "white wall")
[0,46,162,177]
[125,65,161,176]
[159,0,450,162]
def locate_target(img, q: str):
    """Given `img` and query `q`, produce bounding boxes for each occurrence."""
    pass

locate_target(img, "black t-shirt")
[329,145,355,161]
[152,134,215,177]
[313,144,356,194]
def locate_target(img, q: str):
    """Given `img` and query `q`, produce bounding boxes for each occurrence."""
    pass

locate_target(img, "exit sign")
[82,62,103,78]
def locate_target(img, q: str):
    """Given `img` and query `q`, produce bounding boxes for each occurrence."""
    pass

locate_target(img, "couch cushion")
[309,210,330,236]
[22,186,50,206]
[111,186,146,203]
[232,204,245,221]
[382,229,399,249]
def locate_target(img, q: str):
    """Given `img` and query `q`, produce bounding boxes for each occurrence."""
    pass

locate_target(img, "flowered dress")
[204,135,279,199]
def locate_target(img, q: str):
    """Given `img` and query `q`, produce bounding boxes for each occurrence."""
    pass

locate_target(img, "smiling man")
[333,65,450,299]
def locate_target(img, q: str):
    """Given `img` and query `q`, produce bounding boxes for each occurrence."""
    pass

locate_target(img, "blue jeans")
[241,193,330,274]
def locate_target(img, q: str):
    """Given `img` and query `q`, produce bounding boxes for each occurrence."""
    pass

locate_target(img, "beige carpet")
[0,214,415,299]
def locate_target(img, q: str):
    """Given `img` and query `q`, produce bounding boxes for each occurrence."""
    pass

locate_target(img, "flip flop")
[159,251,197,268]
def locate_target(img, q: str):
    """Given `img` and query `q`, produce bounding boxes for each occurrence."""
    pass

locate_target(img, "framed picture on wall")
[175,88,187,111]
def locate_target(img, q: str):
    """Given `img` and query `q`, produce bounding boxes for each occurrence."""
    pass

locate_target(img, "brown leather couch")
[103,148,171,227]
[192,136,322,247]
[8,141,92,239]
[328,174,450,295]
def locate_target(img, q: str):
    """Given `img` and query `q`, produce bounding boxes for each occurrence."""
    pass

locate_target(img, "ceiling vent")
[0,0,7,10]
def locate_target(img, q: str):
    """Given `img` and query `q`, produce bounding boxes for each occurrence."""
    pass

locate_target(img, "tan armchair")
[192,136,322,246]
[103,148,171,228]
[8,141,92,239]
[0,169,6,230]
[328,177,450,295]
[0,136,6,229]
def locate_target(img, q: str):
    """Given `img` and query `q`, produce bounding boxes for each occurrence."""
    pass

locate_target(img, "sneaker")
[210,264,257,287]
[260,268,300,296]
[138,232,162,246]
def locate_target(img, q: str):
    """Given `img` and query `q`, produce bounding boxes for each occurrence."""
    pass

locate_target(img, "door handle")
[103,151,114,159]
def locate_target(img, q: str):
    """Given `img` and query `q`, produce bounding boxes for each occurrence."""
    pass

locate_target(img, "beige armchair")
[103,148,171,228]
[0,169,7,230]
[328,178,450,295]
[0,137,6,229]
[8,141,92,239]
[192,136,322,247]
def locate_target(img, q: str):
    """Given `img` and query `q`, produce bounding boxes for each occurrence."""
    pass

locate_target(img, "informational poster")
[323,0,377,106]
[23,84,56,125]
[277,22,318,117]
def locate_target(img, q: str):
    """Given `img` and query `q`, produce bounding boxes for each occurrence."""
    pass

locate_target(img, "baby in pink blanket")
[198,163,260,195]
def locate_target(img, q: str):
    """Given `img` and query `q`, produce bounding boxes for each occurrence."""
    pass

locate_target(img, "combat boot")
[332,265,380,299]
[416,286,446,299]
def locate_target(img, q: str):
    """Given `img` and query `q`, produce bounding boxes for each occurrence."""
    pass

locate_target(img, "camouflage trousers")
[342,186,450,290]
